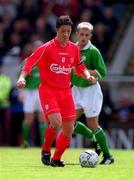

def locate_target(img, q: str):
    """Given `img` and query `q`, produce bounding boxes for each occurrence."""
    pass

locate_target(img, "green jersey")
[71,42,107,87]
[25,66,40,89]
[20,61,40,89]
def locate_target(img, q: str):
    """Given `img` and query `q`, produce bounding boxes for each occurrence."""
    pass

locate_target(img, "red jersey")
[22,37,81,89]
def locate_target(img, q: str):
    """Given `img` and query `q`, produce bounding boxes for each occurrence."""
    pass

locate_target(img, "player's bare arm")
[78,63,97,84]
[17,70,28,89]
[84,71,97,84]
[88,69,98,78]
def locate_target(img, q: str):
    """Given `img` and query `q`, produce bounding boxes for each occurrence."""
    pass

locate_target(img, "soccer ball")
[79,150,99,168]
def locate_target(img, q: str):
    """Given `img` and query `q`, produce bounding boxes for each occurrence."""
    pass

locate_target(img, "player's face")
[76,28,92,48]
[56,25,72,45]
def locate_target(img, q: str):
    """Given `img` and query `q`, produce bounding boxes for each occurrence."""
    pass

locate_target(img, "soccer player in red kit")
[17,15,95,167]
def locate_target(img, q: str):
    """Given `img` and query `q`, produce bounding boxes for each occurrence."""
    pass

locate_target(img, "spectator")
[115,94,134,122]
[16,0,39,26]
[92,22,110,61]
[34,15,55,42]
[9,87,24,146]
[0,0,17,20]
[3,18,32,52]
[99,80,115,129]
[0,62,12,145]
[102,6,118,38]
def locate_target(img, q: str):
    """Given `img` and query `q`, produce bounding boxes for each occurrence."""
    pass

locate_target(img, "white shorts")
[72,82,103,118]
[23,89,42,113]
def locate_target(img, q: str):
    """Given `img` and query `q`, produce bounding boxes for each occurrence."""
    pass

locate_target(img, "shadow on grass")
[65,163,80,166]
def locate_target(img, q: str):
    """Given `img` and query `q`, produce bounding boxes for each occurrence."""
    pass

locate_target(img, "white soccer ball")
[79,150,99,168]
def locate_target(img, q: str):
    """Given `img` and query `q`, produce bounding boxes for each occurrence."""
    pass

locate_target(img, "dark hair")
[56,15,73,28]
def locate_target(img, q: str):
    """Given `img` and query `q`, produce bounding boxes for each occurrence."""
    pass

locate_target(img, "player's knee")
[50,118,62,130]
[63,128,73,138]
[48,113,62,130]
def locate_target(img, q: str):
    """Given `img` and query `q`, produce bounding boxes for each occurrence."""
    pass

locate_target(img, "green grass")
[0,148,134,180]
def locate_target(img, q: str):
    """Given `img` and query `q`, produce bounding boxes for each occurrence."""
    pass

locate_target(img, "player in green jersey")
[71,22,114,164]
[21,41,47,147]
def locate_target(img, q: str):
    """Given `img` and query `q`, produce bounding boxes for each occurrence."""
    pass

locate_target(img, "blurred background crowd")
[0,0,134,147]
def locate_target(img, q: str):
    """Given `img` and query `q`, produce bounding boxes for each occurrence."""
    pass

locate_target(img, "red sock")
[42,125,58,152]
[53,131,71,160]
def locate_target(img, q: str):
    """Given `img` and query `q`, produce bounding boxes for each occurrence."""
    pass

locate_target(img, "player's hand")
[87,76,97,84]
[17,78,26,89]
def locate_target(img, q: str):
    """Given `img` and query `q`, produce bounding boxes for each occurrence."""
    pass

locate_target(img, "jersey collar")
[54,37,70,47]
[76,41,92,50]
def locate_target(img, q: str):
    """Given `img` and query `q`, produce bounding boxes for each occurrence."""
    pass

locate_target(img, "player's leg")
[22,113,34,147]
[35,90,47,146]
[74,113,101,155]
[74,109,99,150]
[51,120,74,167]
[85,84,114,163]
[73,85,101,155]
[39,84,62,166]
[87,116,114,164]
[41,113,61,165]
[38,111,48,146]
[74,109,94,140]
[50,88,76,167]
[22,89,35,147]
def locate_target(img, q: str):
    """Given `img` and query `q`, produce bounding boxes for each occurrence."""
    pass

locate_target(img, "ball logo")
[50,63,72,74]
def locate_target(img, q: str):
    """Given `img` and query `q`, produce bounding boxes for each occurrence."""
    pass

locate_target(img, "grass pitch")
[0,148,134,180]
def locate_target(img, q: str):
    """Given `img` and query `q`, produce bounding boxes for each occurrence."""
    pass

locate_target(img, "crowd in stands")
[0,0,133,146]
[0,0,122,63]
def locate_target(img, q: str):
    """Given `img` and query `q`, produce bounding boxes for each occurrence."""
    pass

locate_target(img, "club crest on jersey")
[61,57,65,63]
[50,63,72,74]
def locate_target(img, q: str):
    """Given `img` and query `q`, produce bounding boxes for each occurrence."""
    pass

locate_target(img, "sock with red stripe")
[42,125,58,153]
[53,131,71,160]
